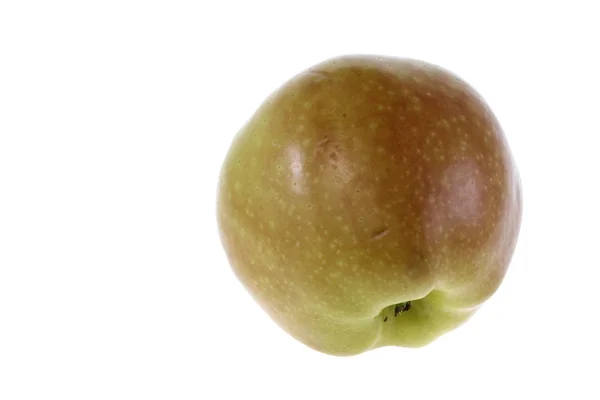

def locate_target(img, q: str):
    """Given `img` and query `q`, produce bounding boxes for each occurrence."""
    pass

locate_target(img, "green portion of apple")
[217,55,522,356]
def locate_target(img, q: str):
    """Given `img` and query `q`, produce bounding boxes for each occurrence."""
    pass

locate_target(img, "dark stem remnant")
[383,316,388,322]
[394,301,412,316]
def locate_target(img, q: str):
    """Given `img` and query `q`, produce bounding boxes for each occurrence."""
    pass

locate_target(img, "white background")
[1,1,599,399]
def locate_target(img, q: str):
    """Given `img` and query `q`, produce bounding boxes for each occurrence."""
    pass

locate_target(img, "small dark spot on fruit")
[329,152,338,161]
[383,316,388,322]
[342,113,347,118]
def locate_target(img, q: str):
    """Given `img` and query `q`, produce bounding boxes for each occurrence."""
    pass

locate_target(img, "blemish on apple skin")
[383,316,388,322]
[370,227,390,241]
[316,137,330,149]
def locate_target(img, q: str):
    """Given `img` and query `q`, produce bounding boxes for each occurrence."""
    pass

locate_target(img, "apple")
[216,55,522,356]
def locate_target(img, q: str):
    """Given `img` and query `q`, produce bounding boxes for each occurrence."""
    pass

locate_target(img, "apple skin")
[217,55,522,356]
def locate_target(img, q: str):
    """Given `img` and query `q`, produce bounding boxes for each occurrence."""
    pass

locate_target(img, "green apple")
[217,55,522,356]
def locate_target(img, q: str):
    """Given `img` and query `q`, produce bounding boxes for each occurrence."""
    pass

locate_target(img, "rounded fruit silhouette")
[217,55,522,356]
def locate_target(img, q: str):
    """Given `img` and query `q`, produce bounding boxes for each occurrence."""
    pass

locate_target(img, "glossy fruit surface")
[217,55,522,356]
